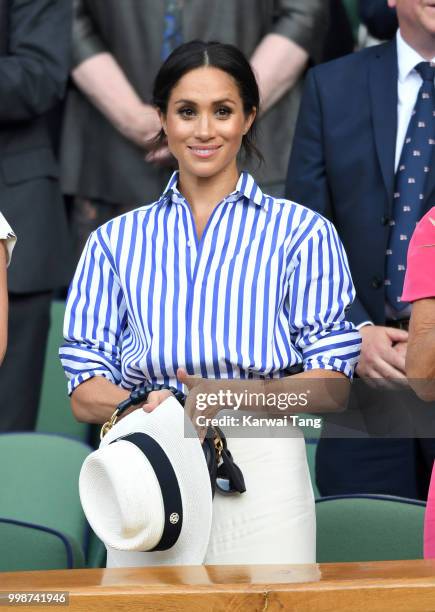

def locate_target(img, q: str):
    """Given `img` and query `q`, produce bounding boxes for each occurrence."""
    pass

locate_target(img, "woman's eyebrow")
[173,97,236,105]
[174,98,197,105]
[213,98,237,106]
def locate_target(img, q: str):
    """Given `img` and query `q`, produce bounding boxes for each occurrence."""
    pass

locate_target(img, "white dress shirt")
[395,30,435,171]
[61,172,361,395]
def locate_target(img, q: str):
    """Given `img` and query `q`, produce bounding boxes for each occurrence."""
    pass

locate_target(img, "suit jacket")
[285,39,435,326]
[0,0,72,293]
[60,0,329,206]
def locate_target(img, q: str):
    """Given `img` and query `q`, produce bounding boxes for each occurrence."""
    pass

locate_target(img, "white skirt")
[204,425,316,565]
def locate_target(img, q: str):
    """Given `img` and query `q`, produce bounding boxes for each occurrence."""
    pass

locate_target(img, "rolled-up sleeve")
[288,218,361,378]
[72,0,108,68]
[272,0,329,63]
[59,230,127,395]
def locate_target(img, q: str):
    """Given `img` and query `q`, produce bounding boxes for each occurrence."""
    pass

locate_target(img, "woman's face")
[160,66,256,181]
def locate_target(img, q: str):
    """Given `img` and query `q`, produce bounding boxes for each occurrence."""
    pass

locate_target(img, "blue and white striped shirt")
[60,172,361,395]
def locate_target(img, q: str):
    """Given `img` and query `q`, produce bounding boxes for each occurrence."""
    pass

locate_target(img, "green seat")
[0,433,91,555]
[36,300,89,442]
[305,441,321,499]
[298,413,322,440]
[0,518,85,571]
[87,530,106,568]
[316,495,425,563]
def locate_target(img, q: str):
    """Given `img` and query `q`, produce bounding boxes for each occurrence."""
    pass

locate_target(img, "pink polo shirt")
[402,207,435,302]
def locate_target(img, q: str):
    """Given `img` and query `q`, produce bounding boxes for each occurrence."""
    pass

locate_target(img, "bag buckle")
[100,408,120,440]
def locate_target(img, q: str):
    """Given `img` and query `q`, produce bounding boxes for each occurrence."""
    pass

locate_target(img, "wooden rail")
[2,560,435,611]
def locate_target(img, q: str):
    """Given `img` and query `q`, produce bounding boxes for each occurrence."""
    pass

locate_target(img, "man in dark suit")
[286,0,435,499]
[0,0,72,430]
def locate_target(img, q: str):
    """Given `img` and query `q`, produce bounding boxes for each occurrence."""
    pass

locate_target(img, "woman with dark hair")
[61,41,360,565]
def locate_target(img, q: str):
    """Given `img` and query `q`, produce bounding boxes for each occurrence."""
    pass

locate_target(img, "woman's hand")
[176,368,204,392]
[177,368,234,441]
[356,325,409,388]
[142,375,201,412]
[142,388,176,412]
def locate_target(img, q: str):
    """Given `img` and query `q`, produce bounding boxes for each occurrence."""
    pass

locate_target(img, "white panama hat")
[79,396,213,566]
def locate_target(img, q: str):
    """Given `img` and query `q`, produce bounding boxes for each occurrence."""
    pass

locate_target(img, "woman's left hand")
[176,368,205,392]
[177,368,224,441]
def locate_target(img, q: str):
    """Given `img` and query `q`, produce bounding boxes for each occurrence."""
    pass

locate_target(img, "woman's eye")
[178,107,195,118]
[216,107,231,117]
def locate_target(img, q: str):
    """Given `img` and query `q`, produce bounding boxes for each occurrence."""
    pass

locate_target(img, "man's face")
[389,0,435,54]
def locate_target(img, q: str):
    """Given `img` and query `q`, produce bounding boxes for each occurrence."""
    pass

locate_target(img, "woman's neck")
[178,164,240,217]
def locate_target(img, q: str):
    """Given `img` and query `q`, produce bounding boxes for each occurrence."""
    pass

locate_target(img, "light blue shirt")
[60,172,361,395]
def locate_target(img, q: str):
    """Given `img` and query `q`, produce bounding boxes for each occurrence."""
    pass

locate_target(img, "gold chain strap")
[213,429,224,461]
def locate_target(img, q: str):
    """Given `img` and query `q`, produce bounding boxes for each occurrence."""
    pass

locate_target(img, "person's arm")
[406,300,435,401]
[178,368,350,441]
[70,376,129,424]
[250,0,328,114]
[403,214,435,398]
[60,230,129,424]
[0,0,71,120]
[71,376,176,424]
[287,217,361,381]
[250,34,308,115]
[71,0,161,149]
[72,53,162,149]
[0,215,16,366]
[0,243,8,365]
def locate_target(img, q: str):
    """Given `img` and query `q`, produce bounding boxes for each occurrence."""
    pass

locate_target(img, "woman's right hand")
[142,388,176,412]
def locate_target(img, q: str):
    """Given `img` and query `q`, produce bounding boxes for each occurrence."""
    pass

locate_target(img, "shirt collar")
[161,171,180,198]
[160,170,269,210]
[396,29,435,82]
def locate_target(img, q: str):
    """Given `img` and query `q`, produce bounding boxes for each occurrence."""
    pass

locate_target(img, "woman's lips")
[188,145,222,158]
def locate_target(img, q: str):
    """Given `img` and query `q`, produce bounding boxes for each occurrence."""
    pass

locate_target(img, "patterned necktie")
[161,0,183,61]
[386,61,435,311]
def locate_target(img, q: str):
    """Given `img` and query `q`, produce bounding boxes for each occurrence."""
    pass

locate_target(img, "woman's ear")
[157,109,167,135]
[243,107,257,135]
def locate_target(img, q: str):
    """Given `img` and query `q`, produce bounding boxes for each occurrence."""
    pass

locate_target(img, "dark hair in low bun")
[152,40,263,164]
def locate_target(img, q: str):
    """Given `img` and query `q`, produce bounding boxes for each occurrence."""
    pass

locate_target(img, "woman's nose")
[195,113,214,139]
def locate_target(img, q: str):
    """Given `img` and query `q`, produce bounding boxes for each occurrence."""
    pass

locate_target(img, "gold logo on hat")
[170,513,180,524]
